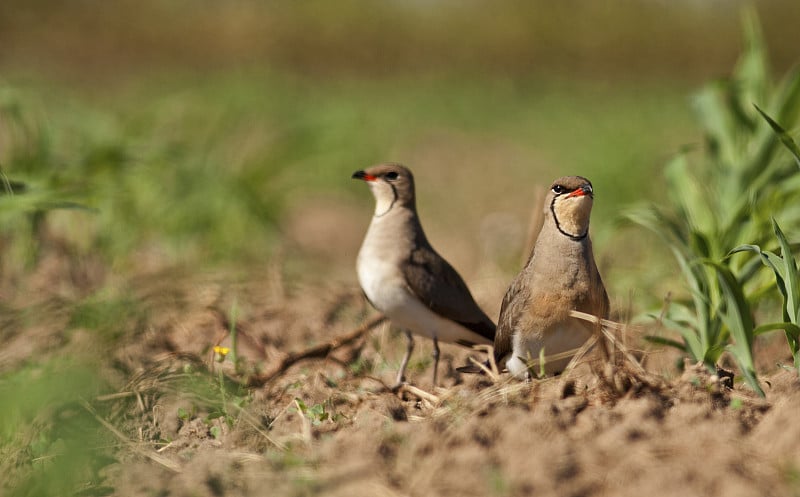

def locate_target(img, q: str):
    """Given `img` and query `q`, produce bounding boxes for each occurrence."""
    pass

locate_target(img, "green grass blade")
[664,152,715,233]
[730,244,786,282]
[735,7,769,108]
[754,104,800,169]
[771,65,800,136]
[724,344,764,397]
[708,261,754,343]
[705,260,762,396]
[651,309,704,361]
[670,248,715,361]
[644,335,689,351]
[693,83,738,166]
[623,204,686,247]
[753,322,800,337]
[773,219,800,323]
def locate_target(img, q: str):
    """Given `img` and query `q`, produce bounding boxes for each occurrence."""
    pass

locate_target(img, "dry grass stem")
[231,403,288,451]
[464,344,500,381]
[562,334,600,374]
[81,400,182,473]
[294,399,313,445]
[570,310,647,374]
[95,392,137,402]
[247,314,387,387]
[397,384,441,407]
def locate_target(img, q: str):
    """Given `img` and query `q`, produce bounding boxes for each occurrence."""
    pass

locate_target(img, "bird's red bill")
[566,189,587,198]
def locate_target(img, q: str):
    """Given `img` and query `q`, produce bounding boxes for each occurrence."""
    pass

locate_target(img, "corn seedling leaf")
[771,65,800,138]
[643,335,687,350]
[730,244,787,282]
[657,310,705,361]
[754,104,800,169]
[734,7,768,120]
[704,259,763,396]
[753,322,800,337]
[772,219,800,322]
[664,153,715,234]
[693,83,738,166]
[623,204,685,247]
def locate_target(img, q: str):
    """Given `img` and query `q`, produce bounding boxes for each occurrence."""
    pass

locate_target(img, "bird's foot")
[391,376,408,393]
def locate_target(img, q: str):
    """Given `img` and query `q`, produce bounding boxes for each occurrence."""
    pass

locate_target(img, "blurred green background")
[2,1,800,494]
[3,0,798,301]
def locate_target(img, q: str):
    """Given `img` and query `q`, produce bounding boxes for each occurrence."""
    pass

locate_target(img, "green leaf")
[623,204,686,247]
[753,322,800,337]
[734,7,768,115]
[704,260,762,396]
[664,152,714,233]
[704,343,728,366]
[209,425,222,439]
[771,65,800,138]
[644,335,687,351]
[708,261,754,343]
[773,219,800,322]
[657,308,705,362]
[693,82,738,166]
[754,104,800,169]
[730,243,786,281]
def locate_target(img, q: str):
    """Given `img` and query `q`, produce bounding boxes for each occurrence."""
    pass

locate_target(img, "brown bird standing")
[493,175,609,378]
[353,163,496,387]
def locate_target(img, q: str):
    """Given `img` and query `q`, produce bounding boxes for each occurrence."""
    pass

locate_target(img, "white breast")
[506,321,592,378]
[356,215,491,346]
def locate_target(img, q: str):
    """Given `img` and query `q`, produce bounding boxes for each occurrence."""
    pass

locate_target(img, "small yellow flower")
[213,346,230,362]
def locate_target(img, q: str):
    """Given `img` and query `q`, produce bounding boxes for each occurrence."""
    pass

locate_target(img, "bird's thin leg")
[431,337,440,387]
[394,330,415,389]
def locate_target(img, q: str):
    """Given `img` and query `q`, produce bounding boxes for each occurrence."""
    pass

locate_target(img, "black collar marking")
[550,194,588,241]
[374,181,398,218]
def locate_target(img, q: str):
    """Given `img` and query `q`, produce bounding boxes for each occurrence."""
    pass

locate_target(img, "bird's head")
[546,176,594,240]
[352,163,416,216]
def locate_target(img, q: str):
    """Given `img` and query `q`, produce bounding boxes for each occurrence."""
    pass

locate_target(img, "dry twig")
[247,315,387,387]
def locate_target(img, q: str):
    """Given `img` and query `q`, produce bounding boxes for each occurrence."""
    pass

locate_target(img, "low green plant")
[625,10,800,395]
[733,219,800,373]
[0,359,114,497]
[68,292,143,342]
[292,398,340,427]
[210,345,251,427]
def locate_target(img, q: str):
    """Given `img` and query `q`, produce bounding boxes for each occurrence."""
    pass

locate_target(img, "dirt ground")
[6,240,800,497]
[99,274,800,496]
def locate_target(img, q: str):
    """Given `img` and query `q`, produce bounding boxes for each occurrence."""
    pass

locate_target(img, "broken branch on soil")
[246,314,387,387]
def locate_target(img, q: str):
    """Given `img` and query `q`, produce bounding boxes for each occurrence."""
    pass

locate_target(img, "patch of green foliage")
[626,10,800,396]
[1,72,693,280]
[68,292,143,342]
[0,359,114,497]
[734,219,800,373]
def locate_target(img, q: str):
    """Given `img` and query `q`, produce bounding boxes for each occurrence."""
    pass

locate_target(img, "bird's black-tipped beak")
[352,170,377,181]
[567,184,594,198]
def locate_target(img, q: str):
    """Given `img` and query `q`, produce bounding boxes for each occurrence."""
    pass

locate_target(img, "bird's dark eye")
[385,171,399,181]
[552,185,566,194]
